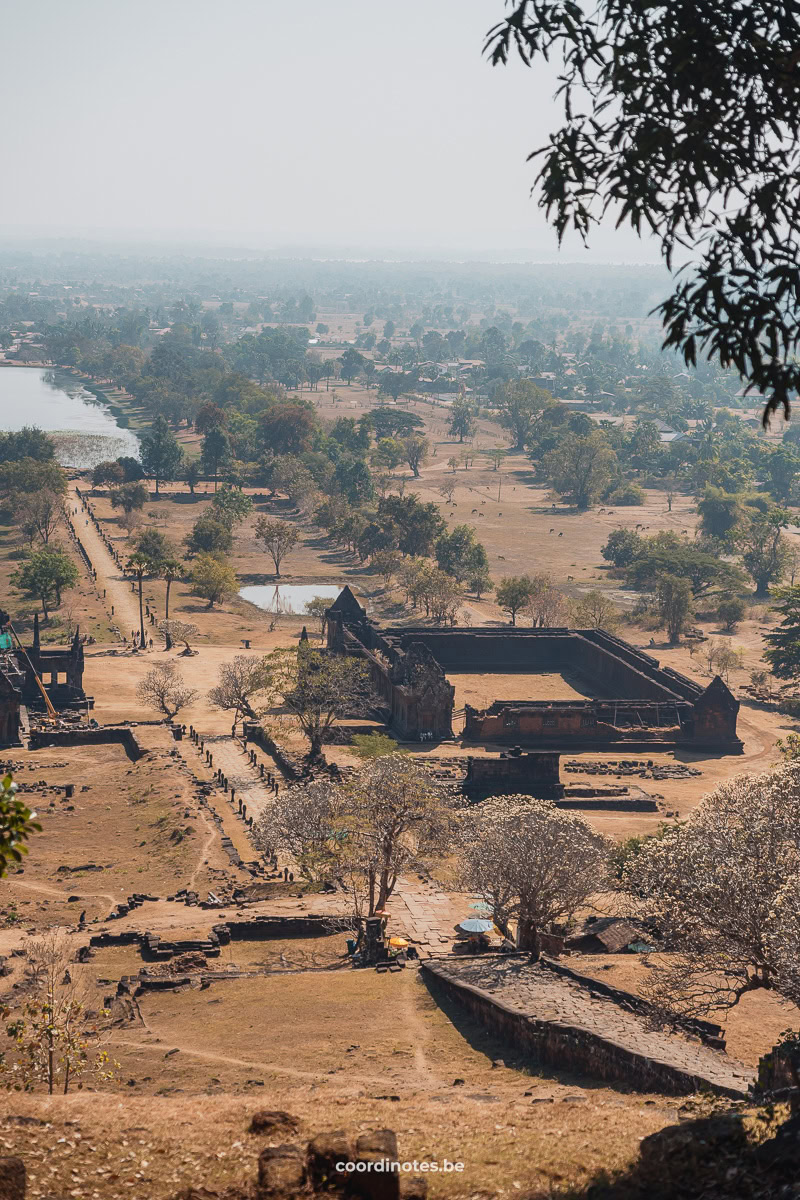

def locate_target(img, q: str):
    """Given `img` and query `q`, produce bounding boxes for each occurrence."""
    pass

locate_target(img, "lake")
[0,367,140,467]
[239,582,344,615]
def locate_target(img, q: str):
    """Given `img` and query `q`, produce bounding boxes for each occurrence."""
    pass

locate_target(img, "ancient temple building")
[0,613,87,745]
[325,587,743,754]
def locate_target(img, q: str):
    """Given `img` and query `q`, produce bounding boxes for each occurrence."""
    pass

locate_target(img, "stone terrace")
[425,956,756,1098]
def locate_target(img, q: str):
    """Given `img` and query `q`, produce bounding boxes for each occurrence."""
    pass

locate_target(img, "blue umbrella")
[456,918,494,934]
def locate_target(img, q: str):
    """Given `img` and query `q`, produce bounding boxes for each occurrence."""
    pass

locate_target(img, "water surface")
[0,367,140,466]
[239,583,344,615]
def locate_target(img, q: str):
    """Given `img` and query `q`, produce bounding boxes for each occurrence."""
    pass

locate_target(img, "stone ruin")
[325,589,743,771]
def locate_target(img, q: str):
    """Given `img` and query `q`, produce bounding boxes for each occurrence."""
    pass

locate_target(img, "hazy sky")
[2,1,660,262]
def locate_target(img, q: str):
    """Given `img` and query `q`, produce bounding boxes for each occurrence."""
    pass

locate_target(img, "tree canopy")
[487,1,800,425]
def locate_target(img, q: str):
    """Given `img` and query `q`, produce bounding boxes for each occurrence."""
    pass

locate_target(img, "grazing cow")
[567,575,574,581]
[550,528,555,533]
[498,554,506,559]
[472,508,477,513]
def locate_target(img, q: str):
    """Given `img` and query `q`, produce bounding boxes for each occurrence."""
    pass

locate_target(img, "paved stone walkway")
[431,957,755,1097]
[386,875,471,955]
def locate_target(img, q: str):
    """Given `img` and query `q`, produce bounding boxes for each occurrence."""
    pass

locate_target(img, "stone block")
[248,1110,300,1137]
[398,1178,428,1200]
[257,1144,305,1197]
[0,1157,25,1200]
[307,1129,353,1190]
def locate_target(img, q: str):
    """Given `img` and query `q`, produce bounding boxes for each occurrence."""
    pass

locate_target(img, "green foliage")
[376,494,445,558]
[487,0,800,424]
[765,586,800,680]
[140,414,183,494]
[601,528,643,569]
[349,732,406,760]
[435,524,489,584]
[717,596,747,632]
[655,573,693,643]
[624,531,746,596]
[697,486,747,544]
[91,460,124,488]
[11,546,79,619]
[0,428,54,463]
[447,397,477,443]
[201,427,233,485]
[0,459,65,498]
[185,513,233,556]
[189,553,237,608]
[542,430,617,510]
[0,774,40,878]
[210,484,253,529]
[495,378,552,450]
[109,481,148,515]
[495,575,535,625]
[607,482,645,506]
[738,508,790,598]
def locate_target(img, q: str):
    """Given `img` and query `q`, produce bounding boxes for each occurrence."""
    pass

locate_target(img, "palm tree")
[160,557,183,649]
[126,551,149,648]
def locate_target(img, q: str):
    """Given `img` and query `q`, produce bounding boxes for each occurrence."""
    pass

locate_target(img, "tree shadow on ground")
[420,971,614,1095]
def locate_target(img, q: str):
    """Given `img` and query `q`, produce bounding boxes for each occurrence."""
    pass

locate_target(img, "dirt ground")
[0,393,796,1195]
[0,951,702,1199]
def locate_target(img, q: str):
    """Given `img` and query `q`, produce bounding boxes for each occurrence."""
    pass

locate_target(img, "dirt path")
[71,485,143,639]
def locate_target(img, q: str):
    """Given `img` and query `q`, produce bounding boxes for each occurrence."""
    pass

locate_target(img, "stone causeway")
[423,956,756,1098]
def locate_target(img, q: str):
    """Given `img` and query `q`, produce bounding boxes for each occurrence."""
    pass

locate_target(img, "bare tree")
[208,654,273,729]
[304,596,330,639]
[622,762,800,1019]
[458,797,610,953]
[16,489,65,546]
[136,662,197,720]
[253,516,300,577]
[0,929,117,1094]
[525,572,572,627]
[158,619,199,653]
[573,589,621,631]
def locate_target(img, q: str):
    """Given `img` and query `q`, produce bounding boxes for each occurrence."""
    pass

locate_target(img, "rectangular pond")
[239,583,344,615]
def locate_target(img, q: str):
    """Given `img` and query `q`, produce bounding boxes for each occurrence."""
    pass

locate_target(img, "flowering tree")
[623,763,800,1019]
[458,797,611,953]
[253,756,453,916]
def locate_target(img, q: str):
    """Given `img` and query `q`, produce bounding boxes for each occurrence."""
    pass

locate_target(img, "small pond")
[239,583,344,615]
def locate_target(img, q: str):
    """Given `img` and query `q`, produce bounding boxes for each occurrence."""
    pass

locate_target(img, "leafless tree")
[525,572,572,627]
[208,654,273,729]
[253,516,300,577]
[136,662,197,720]
[158,618,199,653]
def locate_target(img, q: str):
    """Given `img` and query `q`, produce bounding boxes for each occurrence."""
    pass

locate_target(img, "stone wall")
[29,725,142,759]
[325,591,742,753]
[422,959,752,1098]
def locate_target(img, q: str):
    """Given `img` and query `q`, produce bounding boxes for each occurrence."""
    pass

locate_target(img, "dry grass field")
[0,387,797,1197]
